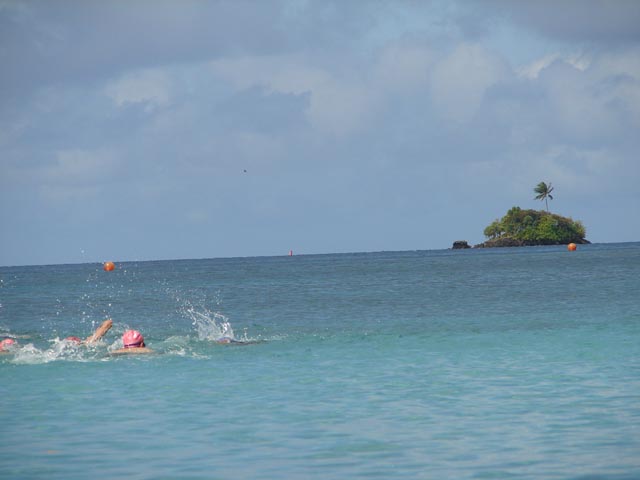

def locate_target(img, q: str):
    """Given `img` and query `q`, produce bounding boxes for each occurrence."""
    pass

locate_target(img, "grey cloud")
[0,1,293,96]
[476,0,640,45]
[0,0,391,99]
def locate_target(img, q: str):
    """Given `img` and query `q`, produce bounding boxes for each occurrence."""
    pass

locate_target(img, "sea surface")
[1,243,639,480]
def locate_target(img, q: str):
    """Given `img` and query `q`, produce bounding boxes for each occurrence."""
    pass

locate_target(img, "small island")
[476,206,588,247]
[453,182,589,249]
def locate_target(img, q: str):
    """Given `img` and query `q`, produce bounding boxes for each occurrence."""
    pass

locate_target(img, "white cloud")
[517,52,590,79]
[373,42,435,92]
[430,43,509,123]
[105,68,172,110]
[531,49,640,141]
[209,55,378,136]
[307,79,377,135]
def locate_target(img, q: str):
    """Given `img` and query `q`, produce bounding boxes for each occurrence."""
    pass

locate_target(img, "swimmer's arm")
[85,319,113,344]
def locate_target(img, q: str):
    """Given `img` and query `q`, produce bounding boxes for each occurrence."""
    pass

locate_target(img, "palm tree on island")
[467,180,588,249]
[534,181,554,212]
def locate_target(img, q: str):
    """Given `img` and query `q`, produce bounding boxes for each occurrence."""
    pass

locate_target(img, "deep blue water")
[1,243,639,479]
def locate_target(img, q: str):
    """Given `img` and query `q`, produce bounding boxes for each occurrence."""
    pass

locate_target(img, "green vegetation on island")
[481,207,587,247]
[475,182,588,248]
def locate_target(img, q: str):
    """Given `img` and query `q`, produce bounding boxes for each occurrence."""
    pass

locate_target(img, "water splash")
[181,301,236,341]
[8,338,107,364]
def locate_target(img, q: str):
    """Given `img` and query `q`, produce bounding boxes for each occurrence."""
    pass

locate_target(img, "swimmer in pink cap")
[111,329,154,355]
[0,338,17,354]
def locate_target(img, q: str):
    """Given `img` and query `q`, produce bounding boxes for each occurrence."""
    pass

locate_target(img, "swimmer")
[111,329,154,355]
[0,338,17,355]
[216,336,236,344]
[63,319,113,345]
[215,336,261,346]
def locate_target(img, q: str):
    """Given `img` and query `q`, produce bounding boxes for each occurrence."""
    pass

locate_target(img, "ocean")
[1,243,639,479]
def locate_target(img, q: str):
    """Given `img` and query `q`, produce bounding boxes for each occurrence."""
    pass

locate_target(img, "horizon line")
[1,240,639,269]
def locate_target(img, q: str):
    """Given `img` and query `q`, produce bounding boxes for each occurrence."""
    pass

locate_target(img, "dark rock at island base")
[452,240,471,249]
[474,238,591,248]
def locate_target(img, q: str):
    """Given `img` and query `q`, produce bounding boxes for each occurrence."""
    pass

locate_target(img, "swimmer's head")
[0,338,16,351]
[122,330,145,348]
[65,336,82,344]
[216,337,233,344]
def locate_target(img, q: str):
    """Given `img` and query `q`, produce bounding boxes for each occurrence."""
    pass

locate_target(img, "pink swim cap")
[0,338,16,351]
[65,336,82,344]
[122,330,145,348]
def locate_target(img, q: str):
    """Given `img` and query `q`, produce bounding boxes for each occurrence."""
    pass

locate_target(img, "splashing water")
[182,302,235,341]
[8,338,107,364]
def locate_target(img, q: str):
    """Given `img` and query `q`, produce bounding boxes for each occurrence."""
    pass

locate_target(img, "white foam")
[8,338,106,364]
[181,301,236,341]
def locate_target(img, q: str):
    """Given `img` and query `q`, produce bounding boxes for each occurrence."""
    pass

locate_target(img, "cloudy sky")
[1,0,639,266]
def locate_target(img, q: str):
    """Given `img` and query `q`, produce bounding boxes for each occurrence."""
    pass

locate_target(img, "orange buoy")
[567,243,577,251]
[103,261,115,271]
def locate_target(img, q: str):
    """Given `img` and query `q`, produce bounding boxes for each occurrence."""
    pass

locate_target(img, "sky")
[1,0,639,266]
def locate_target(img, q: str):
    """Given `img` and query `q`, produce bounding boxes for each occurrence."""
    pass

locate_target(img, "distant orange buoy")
[103,261,115,271]
[567,243,577,251]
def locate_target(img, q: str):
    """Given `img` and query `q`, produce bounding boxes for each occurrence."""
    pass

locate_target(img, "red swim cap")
[122,330,145,348]
[65,336,82,344]
[0,338,16,351]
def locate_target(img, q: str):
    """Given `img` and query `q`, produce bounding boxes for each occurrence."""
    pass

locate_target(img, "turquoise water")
[1,244,639,479]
